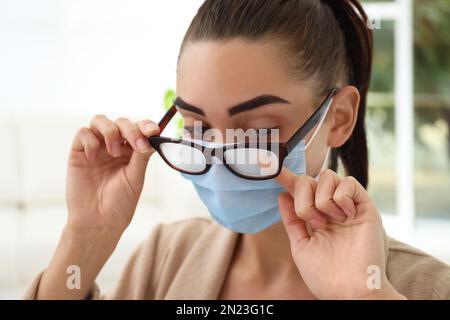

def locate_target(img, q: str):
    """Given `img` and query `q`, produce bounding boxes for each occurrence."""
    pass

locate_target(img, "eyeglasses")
[149,87,338,180]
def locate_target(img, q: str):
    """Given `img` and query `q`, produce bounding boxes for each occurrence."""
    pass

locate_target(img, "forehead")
[176,39,297,107]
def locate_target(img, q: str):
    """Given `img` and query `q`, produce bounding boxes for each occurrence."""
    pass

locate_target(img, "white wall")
[0,0,203,118]
[0,0,209,299]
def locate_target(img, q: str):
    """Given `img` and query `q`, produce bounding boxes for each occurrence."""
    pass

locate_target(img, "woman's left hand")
[277,168,405,300]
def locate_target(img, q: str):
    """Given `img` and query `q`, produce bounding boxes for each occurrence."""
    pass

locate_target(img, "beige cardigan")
[24,217,450,300]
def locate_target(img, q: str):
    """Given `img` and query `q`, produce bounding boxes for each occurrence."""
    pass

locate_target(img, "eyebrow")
[174,95,290,117]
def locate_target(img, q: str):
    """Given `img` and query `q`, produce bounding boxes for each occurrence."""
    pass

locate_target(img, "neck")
[236,221,299,281]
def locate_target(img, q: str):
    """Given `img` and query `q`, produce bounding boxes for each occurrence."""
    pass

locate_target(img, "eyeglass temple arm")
[285,88,338,153]
[157,104,177,134]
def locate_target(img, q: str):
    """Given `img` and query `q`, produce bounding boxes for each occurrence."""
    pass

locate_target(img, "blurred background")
[0,0,449,299]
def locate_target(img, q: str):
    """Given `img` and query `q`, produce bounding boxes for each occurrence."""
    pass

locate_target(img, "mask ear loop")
[313,146,331,181]
[304,96,334,150]
[304,96,334,180]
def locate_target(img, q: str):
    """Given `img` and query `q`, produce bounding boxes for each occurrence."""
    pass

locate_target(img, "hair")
[178,0,373,189]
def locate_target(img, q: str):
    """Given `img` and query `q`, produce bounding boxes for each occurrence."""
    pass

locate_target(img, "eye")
[255,127,279,135]
[254,127,280,140]
[182,124,211,140]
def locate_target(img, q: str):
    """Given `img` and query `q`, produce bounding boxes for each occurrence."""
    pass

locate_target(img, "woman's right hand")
[66,115,160,239]
[36,115,160,300]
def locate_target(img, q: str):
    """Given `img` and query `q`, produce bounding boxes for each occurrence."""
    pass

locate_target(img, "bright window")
[364,0,450,259]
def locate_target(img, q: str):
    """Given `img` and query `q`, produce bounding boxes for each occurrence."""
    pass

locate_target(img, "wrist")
[63,220,124,244]
[36,224,120,299]
[61,224,121,258]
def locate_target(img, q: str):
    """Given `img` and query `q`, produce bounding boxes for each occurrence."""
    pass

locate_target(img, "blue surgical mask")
[181,139,331,234]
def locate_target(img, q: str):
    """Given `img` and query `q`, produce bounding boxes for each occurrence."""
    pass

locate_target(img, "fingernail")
[111,141,122,157]
[136,138,150,152]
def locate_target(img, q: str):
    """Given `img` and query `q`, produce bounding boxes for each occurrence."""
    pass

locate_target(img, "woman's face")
[176,39,347,177]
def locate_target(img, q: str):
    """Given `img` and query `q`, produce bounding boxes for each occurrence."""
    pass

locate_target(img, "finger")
[315,169,346,222]
[278,192,310,250]
[72,127,101,161]
[90,114,122,158]
[293,175,327,229]
[136,120,160,137]
[117,119,158,188]
[115,117,152,154]
[332,176,366,219]
[276,166,298,196]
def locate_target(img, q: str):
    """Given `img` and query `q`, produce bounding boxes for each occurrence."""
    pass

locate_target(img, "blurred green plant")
[368,0,450,97]
[414,0,450,96]
[370,21,394,92]
[364,0,450,218]
[163,88,184,136]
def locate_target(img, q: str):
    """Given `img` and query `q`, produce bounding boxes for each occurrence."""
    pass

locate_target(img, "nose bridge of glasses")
[201,145,229,165]
[194,144,241,165]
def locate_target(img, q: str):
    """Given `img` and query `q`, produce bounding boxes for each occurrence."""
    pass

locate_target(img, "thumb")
[276,166,298,196]
[124,121,160,192]
[278,192,310,250]
[125,148,155,193]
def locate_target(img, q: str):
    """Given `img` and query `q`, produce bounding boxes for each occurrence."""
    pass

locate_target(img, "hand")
[37,115,161,299]
[66,115,160,239]
[277,168,405,300]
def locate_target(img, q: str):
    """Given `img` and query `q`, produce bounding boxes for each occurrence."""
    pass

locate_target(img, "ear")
[327,85,360,148]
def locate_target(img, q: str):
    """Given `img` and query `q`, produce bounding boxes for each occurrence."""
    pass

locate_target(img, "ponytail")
[322,0,373,189]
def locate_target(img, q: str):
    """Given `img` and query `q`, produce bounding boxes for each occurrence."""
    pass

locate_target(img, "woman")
[25,0,450,300]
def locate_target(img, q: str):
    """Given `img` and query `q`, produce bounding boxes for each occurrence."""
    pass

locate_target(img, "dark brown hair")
[178,0,373,188]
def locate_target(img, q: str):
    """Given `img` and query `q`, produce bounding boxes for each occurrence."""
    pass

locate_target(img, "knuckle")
[91,114,107,124]
[296,202,315,219]
[140,119,157,125]
[344,175,358,185]
[86,138,100,149]
[91,138,100,148]
[115,118,142,138]
[115,117,129,124]
[103,126,120,139]
[321,169,335,180]
[127,127,142,138]
[333,192,346,204]
[294,175,315,195]
[294,175,310,189]
[315,197,331,211]
[317,170,335,186]
[77,126,91,136]
[139,120,160,135]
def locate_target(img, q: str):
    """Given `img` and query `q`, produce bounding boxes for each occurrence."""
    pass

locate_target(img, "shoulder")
[386,236,450,299]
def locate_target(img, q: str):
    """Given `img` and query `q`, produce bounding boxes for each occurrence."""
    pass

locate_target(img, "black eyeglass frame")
[148,87,339,180]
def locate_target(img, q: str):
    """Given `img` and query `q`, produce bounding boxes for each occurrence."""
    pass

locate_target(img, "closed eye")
[254,127,279,136]
[183,125,210,134]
